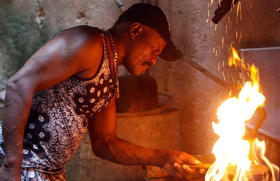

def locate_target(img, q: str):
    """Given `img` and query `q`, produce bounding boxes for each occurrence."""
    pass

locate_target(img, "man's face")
[123,25,166,76]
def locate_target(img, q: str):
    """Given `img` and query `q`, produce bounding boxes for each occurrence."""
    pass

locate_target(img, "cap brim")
[159,40,183,61]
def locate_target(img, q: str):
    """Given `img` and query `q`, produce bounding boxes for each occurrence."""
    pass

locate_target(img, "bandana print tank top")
[21,31,116,172]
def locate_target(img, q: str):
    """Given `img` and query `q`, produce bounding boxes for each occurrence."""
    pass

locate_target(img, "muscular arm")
[2,26,103,180]
[88,94,202,179]
[88,95,169,167]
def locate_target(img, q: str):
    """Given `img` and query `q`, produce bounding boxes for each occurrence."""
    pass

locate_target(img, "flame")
[206,48,279,181]
[228,48,246,69]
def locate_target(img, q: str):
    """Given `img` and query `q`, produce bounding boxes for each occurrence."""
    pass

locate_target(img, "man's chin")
[128,69,143,76]
[136,69,149,76]
[124,67,146,76]
[132,71,142,76]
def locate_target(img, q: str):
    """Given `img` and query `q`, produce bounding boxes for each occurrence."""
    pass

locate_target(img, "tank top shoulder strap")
[85,27,110,68]
[100,31,111,71]
[70,29,111,81]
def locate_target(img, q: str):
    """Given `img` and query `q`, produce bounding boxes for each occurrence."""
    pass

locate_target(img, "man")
[0,3,201,181]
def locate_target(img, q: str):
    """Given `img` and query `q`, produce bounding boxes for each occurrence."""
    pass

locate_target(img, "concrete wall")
[0,0,280,180]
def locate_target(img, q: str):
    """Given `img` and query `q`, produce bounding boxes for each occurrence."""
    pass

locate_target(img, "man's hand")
[162,150,202,179]
[0,165,20,181]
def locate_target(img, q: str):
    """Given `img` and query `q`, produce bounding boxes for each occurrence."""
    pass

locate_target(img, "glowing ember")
[205,48,279,181]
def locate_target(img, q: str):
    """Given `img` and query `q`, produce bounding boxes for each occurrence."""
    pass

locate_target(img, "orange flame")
[206,48,279,181]
[228,48,246,69]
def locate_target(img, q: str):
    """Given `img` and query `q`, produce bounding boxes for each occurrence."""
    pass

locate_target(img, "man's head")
[113,3,182,75]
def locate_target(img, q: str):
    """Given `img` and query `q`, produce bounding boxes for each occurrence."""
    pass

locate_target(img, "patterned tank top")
[21,31,116,172]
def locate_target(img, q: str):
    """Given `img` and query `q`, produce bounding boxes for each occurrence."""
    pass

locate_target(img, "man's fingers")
[179,153,201,165]
[173,162,184,178]
[182,164,196,175]
[165,162,183,178]
[174,162,199,180]
[164,151,206,179]
[173,162,184,177]
[189,163,211,169]
[187,155,201,165]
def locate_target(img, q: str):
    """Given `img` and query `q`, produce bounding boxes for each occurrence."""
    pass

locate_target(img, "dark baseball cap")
[117,3,183,61]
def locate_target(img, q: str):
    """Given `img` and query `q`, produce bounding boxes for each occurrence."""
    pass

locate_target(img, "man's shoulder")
[54,25,104,52]
[55,25,104,42]
[61,25,103,34]
[56,26,105,78]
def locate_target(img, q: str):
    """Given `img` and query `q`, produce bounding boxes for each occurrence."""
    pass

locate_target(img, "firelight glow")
[205,48,279,181]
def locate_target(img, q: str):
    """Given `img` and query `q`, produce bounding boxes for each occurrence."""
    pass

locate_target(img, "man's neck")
[107,28,126,66]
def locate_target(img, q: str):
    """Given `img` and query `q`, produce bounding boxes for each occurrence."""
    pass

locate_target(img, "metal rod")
[182,57,231,89]
[249,107,266,138]
[115,0,124,12]
[246,123,280,145]
[181,57,273,143]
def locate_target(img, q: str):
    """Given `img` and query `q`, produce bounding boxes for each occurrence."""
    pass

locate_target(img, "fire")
[205,48,279,181]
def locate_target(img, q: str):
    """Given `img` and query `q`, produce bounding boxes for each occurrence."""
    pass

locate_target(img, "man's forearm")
[93,135,169,167]
[3,80,33,170]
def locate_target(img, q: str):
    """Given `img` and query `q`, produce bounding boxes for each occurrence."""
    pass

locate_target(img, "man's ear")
[129,22,143,40]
